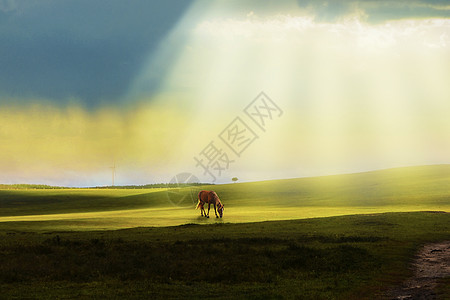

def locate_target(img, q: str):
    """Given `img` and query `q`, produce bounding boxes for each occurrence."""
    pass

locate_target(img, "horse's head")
[218,204,224,218]
[212,191,224,218]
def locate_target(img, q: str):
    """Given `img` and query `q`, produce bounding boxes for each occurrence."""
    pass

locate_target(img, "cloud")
[195,14,450,50]
[296,0,450,23]
[0,0,193,108]
[1,0,447,108]
[1,1,449,185]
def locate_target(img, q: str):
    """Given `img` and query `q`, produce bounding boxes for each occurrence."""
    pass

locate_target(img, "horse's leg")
[214,203,218,218]
[200,205,203,216]
[207,202,210,218]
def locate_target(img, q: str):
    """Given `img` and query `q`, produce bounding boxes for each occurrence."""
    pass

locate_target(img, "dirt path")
[387,241,450,299]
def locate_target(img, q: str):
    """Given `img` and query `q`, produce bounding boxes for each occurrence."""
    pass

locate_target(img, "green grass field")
[0,165,449,298]
[0,212,449,299]
[0,165,448,230]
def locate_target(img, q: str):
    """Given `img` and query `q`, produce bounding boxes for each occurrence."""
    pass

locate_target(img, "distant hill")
[214,164,450,208]
[92,182,213,189]
[0,182,212,190]
[0,184,65,190]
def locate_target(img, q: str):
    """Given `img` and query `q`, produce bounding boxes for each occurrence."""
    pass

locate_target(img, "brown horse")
[196,190,224,218]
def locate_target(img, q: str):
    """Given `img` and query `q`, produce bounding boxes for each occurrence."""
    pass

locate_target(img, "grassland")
[0,212,449,299]
[0,165,448,230]
[0,165,449,298]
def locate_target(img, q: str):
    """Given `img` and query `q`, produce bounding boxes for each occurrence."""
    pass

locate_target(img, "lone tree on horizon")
[232,177,238,183]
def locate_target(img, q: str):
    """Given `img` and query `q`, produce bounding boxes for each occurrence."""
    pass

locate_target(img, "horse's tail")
[196,190,206,209]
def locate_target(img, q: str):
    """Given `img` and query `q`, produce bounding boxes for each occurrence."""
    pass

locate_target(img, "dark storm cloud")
[0,0,193,108]
[297,0,450,23]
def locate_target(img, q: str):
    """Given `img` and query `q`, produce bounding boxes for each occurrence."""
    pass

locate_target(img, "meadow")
[0,165,449,298]
[0,165,449,230]
[0,212,449,299]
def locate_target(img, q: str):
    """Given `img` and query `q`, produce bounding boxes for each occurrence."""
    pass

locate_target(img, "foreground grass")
[0,212,449,299]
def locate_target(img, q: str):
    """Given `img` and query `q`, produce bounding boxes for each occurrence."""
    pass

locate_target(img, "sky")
[0,0,449,186]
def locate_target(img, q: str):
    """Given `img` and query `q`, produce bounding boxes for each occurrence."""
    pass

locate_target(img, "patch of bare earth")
[387,241,450,299]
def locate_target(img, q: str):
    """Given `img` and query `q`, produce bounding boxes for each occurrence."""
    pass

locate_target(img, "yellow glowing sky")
[1,1,449,186]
